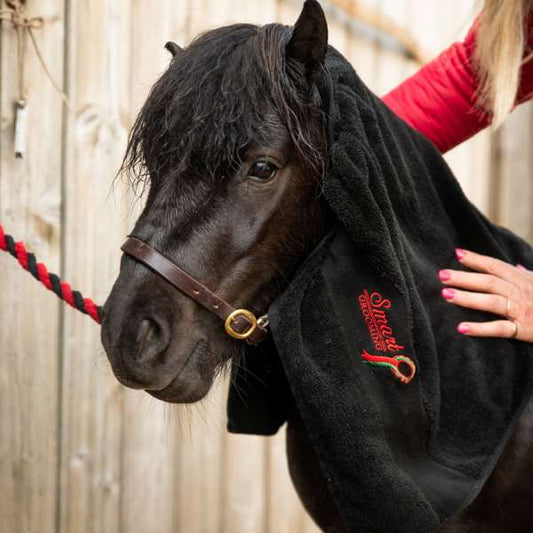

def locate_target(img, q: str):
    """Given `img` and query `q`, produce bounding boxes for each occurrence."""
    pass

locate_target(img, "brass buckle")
[224,309,257,340]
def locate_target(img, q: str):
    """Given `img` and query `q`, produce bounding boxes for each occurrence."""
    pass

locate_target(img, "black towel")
[227,48,533,531]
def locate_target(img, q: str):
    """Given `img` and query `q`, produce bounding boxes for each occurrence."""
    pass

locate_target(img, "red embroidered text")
[358,289,405,353]
[357,289,416,384]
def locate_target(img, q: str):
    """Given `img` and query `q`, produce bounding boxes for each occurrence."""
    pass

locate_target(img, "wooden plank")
[221,433,267,533]
[119,3,180,533]
[170,0,193,44]
[186,0,277,33]
[0,0,65,531]
[330,0,428,65]
[120,392,178,533]
[446,129,493,213]
[127,0,176,114]
[165,5,229,532]
[58,0,131,531]
[492,103,533,237]
[323,1,349,53]
[374,0,411,95]
[265,427,321,533]
[230,0,278,24]
[439,1,492,212]
[343,0,382,92]
[181,3,276,532]
[166,5,234,530]
[255,3,326,532]
[447,0,499,222]
[278,0,302,26]
[174,377,226,532]
[224,3,297,530]
[264,2,349,531]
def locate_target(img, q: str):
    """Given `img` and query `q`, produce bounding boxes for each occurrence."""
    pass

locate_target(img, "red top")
[383,15,533,153]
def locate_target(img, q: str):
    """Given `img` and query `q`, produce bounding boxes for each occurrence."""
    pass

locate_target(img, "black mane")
[121,23,325,194]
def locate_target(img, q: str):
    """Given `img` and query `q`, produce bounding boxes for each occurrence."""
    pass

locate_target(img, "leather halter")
[121,237,269,345]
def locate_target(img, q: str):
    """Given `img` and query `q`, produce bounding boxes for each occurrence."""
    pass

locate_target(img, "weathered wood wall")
[0,0,531,532]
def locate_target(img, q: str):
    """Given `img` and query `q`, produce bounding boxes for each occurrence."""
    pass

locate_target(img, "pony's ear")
[165,41,183,57]
[286,0,328,82]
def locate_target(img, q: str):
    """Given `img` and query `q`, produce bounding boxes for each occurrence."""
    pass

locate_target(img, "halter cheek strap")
[121,237,269,345]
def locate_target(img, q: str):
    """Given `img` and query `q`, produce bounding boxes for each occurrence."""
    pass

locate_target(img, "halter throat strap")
[121,237,268,345]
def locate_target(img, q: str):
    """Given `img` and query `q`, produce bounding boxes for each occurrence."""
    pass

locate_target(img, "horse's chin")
[146,339,215,404]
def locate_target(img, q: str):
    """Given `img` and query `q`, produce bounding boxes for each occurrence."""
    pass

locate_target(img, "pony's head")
[101,0,331,402]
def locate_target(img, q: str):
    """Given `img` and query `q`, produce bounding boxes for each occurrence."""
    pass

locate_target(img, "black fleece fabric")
[227,48,533,532]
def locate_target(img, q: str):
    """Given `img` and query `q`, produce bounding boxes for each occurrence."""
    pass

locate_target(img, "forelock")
[121,22,324,196]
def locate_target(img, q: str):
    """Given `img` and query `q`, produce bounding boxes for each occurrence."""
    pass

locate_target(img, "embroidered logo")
[357,289,416,384]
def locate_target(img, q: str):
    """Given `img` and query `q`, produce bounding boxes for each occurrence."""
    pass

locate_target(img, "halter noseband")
[121,237,269,345]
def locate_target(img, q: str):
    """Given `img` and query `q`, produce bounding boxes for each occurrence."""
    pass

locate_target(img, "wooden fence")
[1,0,531,532]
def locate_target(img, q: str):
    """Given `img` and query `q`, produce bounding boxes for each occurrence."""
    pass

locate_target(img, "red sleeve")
[382,15,533,153]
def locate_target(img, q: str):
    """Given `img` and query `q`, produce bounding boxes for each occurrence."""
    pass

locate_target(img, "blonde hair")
[475,0,532,128]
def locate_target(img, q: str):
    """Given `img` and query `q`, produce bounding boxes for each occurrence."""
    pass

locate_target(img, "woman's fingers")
[438,249,533,342]
[456,248,522,284]
[439,269,513,296]
[457,320,519,339]
[441,287,510,316]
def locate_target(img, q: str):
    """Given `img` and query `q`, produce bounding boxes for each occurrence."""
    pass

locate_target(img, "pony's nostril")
[133,318,166,362]
[136,318,157,343]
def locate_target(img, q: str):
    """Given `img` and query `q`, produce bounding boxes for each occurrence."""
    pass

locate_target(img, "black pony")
[102,1,533,531]
[102,4,329,401]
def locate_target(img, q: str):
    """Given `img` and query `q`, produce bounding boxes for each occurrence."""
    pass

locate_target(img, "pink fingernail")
[457,323,469,334]
[439,269,451,282]
[455,248,466,261]
[517,263,527,271]
[441,288,455,300]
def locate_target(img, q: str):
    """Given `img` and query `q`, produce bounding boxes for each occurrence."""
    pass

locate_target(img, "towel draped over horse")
[228,47,533,532]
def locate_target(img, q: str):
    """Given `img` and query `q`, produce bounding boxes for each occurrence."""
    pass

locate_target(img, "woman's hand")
[439,249,533,342]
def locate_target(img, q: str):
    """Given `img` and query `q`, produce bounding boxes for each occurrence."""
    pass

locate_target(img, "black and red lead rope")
[0,225,102,324]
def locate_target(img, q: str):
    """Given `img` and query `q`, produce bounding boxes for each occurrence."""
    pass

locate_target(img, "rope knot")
[2,1,44,30]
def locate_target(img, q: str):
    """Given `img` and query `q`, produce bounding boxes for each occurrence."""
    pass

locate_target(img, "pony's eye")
[247,161,278,181]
